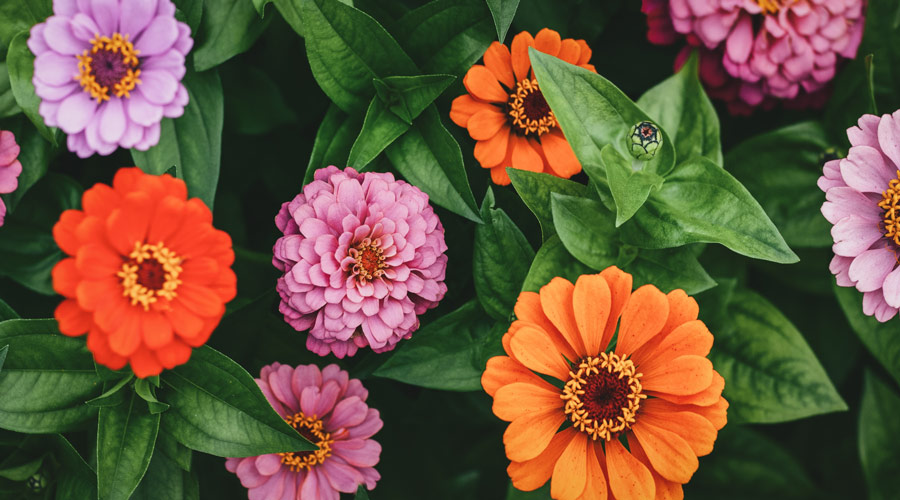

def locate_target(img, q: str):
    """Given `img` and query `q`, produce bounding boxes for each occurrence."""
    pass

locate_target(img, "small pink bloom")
[0,131,23,227]
[273,166,448,357]
[820,110,900,322]
[226,363,383,500]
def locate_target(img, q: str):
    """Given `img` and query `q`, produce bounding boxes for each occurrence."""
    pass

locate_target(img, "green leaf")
[373,301,503,391]
[636,52,722,166]
[865,53,877,114]
[173,0,203,33]
[0,62,22,118]
[529,49,675,175]
[601,145,665,226]
[485,0,519,42]
[159,345,314,457]
[2,116,53,212]
[7,32,58,145]
[0,0,51,49]
[473,188,535,320]
[347,97,410,169]
[550,193,618,271]
[355,485,371,500]
[384,106,481,222]
[193,0,270,71]
[507,168,587,241]
[276,0,419,114]
[252,0,272,16]
[134,378,170,414]
[726,121,831,248]
[859,371,900,500]
[625,246,716,295]
[132,69,224,209]
[304,103,364,185]
[85,374,135,408]
[54,434,98,500]
[0,345,6,372]
[155,431,192,472]
[0,319,100,433]
[702,286,847,423]
[833,284,900,386]
[373,74,456,124]
[0,456,42,481]
[97,391,160,500]
[521,235,592,293]
[621,156,799,264]
[221,64,298,135]
[0,299,17,321]
[131,432,198,500]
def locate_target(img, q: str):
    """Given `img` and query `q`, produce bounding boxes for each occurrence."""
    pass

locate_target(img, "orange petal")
[155,339,192,369]
[649,369,725,406]
[491,166,512,185]
[52,258,81,298]
[539,277,587,357]
[112,167,144,194]
[449,94,497,128]
[512,136,545,173]
[167,301,204,340]
[180,257,220,285]
[631,420,698,483]
[615,285,669,355]
[210,268,237,303]
[580,441,609,500]
[661,289,699,335]
[541,130,582,179]
[55,299,91,337]
[106,192,153,255]
[484,41,515,88]
[146,195,185,245]
[581,63,597,73]
[573,274,611,357]
[81,183,121,218]
[627,435,684,500]
[157,174,188,201]
[53,210,86,256]
[176,283,224,318]
[508,428,576,492]
[598,267,632,352]
[130,347,163,378]
[575,40,592,65]
[493,381,563,421]
[474,125,511,168]
[606,438,655,500]
[504,408,567,462]
[534,28,562,58]
[510,31,535,82]
[642,355,713,396]
[509,326,572,380]
[107,310,142,357]
[75,216,105,247]
[87,328,127,370]
[557,39,582,65]
[142,312,174,349]
[690,396,729,430]
[76,278,120,312]
[550,431,588,500]
[482,355,545,397]
[513,293,578,361]
[638,402,718,456]
[634,320,713,369]
[76,243,122,279]
[463,65,508,103]
[468,109,508,141]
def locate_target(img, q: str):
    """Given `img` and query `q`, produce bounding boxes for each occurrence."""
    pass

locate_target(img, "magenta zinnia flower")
[28,0,192,158]
[0,131,23,227]
[225,363,382,500]
[274,166,448,358]
[820,110,900,322]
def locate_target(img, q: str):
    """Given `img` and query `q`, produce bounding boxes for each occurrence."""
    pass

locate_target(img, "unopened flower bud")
[629,121,662,160]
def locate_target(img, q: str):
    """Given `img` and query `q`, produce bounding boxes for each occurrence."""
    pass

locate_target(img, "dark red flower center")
[522,89,551,122]
[136,259,166,291]
[92,48,131,88]
[580,368,633,423]
[561,354,645,441]
[507,78,558,136]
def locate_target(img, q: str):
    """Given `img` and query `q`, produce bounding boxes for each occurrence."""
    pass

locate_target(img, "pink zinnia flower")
[225,363,382,500]
[820,110,900,322]
[273,166,448,358]
[0,131,23,227]
[28,0,193,158]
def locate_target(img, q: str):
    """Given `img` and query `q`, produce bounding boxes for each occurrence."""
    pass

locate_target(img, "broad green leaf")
[0,299,17,321]
[521,235,591,293]
[305,103,364,185]
[252,0,273,16]
[0,319,100,433]
[621,156,799,264]
[131,433,198,500]
[276,0,419,113]
[132,69,224,209]
[626,246,716,295]
[726,122,831,248]
[550,193,618,271]
[347,97,410,169]
[97,391,160,500]
[7,32,57,145]
[2,116,53,212]
[485,0,519,42]
[155,431,192,472]
[601,145,664,226]
[221,64,298,135]
[373,74,456,124]
[373,301,503,391]
[159,345,314,457]
[384,106,481,222]
[529,49,675,175]
[173,0,203,32]
[0,345,6,372]
[507,168,587,241]
[355,485,371,500]
[859,372,900,500]
[0,62,21,118]
[637,52,722,166]
[0,0,50,49]
[833,284,900,386]
[507,482,549,499]
[0,456,42,481]
[473,188,535,320]
[701,286,847,423]
[54,434,98,500]
[193,0,269,71]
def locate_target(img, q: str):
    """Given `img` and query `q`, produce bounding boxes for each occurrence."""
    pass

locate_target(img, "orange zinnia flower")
[51,168,237,378]
[450,28,595,186]
[482,267,727,500]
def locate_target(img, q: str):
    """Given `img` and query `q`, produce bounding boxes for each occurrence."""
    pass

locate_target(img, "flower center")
[349,238,386,283]
[76,33,141,103]
[117,242,183,311]
[755,0,782,15]
[561,353,646,441]
[279,412,334,472]
[878,170,900,247]
[507,79,558,136]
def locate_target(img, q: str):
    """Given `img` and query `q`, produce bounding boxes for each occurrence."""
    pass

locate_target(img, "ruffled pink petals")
[849,248,897,292]
[0,131,22,227]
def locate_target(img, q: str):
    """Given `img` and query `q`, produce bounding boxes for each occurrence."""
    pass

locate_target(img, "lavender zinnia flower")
[274,166,448,358]
[0,131,23,227]
[28,0,193,158]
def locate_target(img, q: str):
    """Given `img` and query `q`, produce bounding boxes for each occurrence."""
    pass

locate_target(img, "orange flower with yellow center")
[482,267,728,500]
[450,28,596,185]
[51,168,237,378]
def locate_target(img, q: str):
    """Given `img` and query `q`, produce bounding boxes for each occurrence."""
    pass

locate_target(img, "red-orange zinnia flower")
[450,28,595,186]
[52,168,237,378]
[482,267,727,500]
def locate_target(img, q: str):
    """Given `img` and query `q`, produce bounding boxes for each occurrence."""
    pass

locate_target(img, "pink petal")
[882,266,900,308]
[99,98,126,144]
[57,91,97,134]
[34,51,78,86]
[849,248,897,292]
[120,0,158,36]
[832,215,883,257]
[255,454,283,476]
[840,147,895,193]
[877,110,900,169]
[332,439,381,468]
[43,16,84,54]
[137,70,178,105]
[134,16,179,56]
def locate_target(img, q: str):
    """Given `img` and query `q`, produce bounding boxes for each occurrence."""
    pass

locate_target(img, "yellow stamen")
[756,0,782,15]
[279,413,334,472]
[349,238,386,284]
[116,242,183,311]
[879,171,900,247]
[75,32,141,103]
[507,78,558,136]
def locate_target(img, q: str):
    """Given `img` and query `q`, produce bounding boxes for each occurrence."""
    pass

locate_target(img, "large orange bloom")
[450,28,595,186]
[51,168,236,378]
[482,267,727,500]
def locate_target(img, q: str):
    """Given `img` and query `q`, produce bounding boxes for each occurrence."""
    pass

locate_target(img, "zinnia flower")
[482,267,728,499]
[0,130,23,227]
[225,362,382,500]
[51,167,236,377]
[449,28,595,185]
[28,0,193,158]
[820,110,900,322]
[273,166,447,358]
